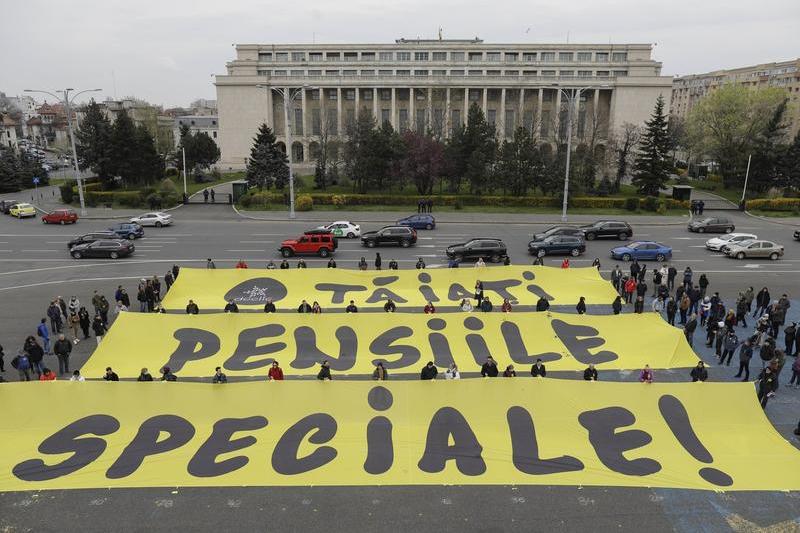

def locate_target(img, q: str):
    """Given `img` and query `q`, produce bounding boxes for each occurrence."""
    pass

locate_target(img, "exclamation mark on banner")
[657,395,733,487]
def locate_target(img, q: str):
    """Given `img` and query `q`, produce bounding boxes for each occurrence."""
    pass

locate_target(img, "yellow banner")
[1,381,798,491]
[160,266,617,310]
[82,311,697,378]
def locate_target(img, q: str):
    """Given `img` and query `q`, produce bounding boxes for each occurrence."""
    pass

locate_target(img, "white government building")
[215,38,672,170]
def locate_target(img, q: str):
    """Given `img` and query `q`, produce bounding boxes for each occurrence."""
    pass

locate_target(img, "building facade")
[216,39,672,170]
[174,115,219,147]
[100,99,175,154]
[1,114,18,150]
[671,58,800,138]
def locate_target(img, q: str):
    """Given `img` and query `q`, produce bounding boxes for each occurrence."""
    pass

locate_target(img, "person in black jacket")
[346,300,358,313]
[327,258,337,268]
[690,361,708,382]
[24,336,45,377]
[317,360,332,381]
[137,367,153,381]
[576,296,587,315]
[374,253,382,270]
[479,298,493,312]
[383,299,396,312]
[753,287,771,318]
[264,298,276,313]
[684,314,698,347]
[186,300,199,315]
[420,361,438,380]
[583,364,598,381]
[757,367,777,408]
[53,334,72,376]
[634,296,644,314]
[78,307,91,338]
[536,297,550,312]
[104,367,119,381]
[280,259,290,269]
[298,300,313,313]
[388,259,398,270]
[666,296,677,325]
[160,366,178,381]
[612,296,622,315]
[224,300,239,313]
[531,359,546,377]
[480,356,499,377]
[92,315,106,344]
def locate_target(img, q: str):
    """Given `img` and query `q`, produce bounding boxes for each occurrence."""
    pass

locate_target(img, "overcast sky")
[3,0,798,108]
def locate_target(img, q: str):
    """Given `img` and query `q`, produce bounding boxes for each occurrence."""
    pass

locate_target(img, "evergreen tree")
[109,111,139,186]
[133,125,164,185]
[245,123,288,189]
[342,110,377,193]
[494,127,542,196]
[0,146,18,193]
[748,99,788,193]
[176,125,220,172]
[461,103,496,194]
[777,131,800,190]
[75,100,113,186]
[632,95,671,196]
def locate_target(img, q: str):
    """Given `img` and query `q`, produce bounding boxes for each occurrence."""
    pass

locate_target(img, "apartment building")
[671,58,800,138]
[174,115,219,148]
[216,38,672,169]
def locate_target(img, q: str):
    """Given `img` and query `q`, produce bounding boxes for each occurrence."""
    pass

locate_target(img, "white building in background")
[1,114,19,150]
[173,115,219,148]
[215,38,672,170]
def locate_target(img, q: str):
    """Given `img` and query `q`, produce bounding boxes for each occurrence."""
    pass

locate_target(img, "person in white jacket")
[445,363,461,379]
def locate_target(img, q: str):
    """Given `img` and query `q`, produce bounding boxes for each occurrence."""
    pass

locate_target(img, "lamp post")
[256,83,316,219]
[25,88,102,216]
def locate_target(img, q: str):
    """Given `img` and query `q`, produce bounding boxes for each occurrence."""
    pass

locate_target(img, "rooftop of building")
[673,58,800,81]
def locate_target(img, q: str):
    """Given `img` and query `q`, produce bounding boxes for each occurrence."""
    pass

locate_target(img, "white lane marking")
[250,233,286,236]
[46,241,68,244]
[0,276,152,292]
[0,250,13,252]
[21,249,60,252]
[672,259,705,262]
[743,264,761,269]
[226,249,265,252]
[671,237,695,240]
[238,241,273,244]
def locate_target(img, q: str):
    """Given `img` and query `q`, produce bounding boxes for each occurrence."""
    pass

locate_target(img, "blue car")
[108,222,144,240]
[610,241,672,262]
[396,214,436,230]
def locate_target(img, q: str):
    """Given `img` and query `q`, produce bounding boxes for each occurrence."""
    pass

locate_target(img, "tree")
[494,127,543,196]
[312,110,339,190]
[456,103,496,194]
[245,123,288,189]
[686,84,787,188]
[747,98,788,193]
[75,100,114,186]
[777,131,800,190]
[342,110,377,193]
[177,125,220,172]
[0,145,48,192]
[132,125,164,185]
[108,111,139,186]
[610,123,640,193]
[395,131,446,194]
[632,95,672,196]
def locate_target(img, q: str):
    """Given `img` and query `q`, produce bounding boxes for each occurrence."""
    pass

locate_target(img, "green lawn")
[747,209,800,219]
[170,171,245,196]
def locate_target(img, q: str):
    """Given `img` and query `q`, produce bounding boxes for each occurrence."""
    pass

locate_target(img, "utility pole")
[740,153,752,207]
[182,146,188,199]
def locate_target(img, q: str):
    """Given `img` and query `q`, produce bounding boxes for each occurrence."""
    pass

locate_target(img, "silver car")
[724,240,784,260]
[705,232,757,252]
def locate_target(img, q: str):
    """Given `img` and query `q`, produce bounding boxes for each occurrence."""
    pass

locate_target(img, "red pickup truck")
[42,209,79,225]
[279,230,338,258]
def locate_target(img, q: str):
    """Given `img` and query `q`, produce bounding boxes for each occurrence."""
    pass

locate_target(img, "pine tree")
[632,95,671,197]
[246,123,288,189]
[109,111,138,186]
[748,99,788,193]
[461,103,496,194]
[133,125,164,185]
[495,127,542,196]
[777,131,800,190]
[75,100,113,186]
[0,146,19,193]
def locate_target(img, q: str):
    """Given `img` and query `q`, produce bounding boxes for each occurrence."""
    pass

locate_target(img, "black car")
[528,235,586,257]
[794,229,800,241]
[0,200,21,214]
[687,217,735,233]
[531,225,583,241]
[580,220,633,241]
[446,239,507,263]
[361,226,417,248]
[67,231,118,249]
[70,240,134,259]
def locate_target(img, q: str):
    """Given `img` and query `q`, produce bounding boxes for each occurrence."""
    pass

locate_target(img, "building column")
[536,88,543,135]
[463,88,469,124]
[266,88,274,128]
[409,87,415,132]
[445,87,451,137]
[373,88,378,119]
[500,88,506,139]
[518,88,525,130]
[555,89,562,137]
[355,87,360,118]
[427,87,433,131]
[301,88,308,139]
[336,87,343,136]
[391,87,396,129]
[481,88,488,118]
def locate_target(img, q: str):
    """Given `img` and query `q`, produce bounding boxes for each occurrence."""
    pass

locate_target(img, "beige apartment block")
[672,58,800,138]
[215,39,672,170]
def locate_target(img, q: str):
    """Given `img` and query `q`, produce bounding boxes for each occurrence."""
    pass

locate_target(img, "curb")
[742,210,800,228]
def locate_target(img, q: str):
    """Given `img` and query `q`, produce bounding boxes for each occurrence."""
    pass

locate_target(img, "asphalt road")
[1,199,799,532]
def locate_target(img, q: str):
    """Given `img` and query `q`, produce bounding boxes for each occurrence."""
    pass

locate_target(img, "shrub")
[295,194,313,211]
[331,194,346,207]
[641,196,659,212]
[624,197,639,211]
[158,178,179,207]
[746,198,800,212]
[656,201,668,215]
[454,199,463,210]
[165,167,179,177]
[60,181,75,203]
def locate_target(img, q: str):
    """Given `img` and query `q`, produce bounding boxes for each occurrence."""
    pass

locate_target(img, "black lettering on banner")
[272,414,338,475]
[314,283,367,304]
[578,407,661,476]
[506,407,584,475]
[417,272,440,303]
[657,395,733,487]
[106,415,196,479]
[369,326,421,369]
[482,279,522,302]
[187,417,269,478]
[447,283,473,302]
[522,270,554,301]
[292,326,357,370]
[551,319,618,365]
[418,407,486,476]
[501,322,562,364]
[364,386,394,475]
[225,324,287,371]
[13,415,120,482]
[427,318,456,368]
[166,328,221,373]
[224,278,288,304]
[464,317,491,365]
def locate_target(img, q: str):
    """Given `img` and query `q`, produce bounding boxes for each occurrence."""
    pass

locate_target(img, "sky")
[2,0,799,108]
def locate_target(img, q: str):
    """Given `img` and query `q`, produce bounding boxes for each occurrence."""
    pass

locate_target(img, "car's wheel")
[618,232,629,241]
[42,218,47,224]
[128,234,135,240]
[656,253,666,262]
[110,251,119,259]
[346,232,355,239]
[155,221,163,228]
[60,220,65,225]
[71,251,82,259]
[585,233,596,241]
[400,240,411,248]
[769,252,779,261]
[736,252,745,260]
[367,240,376,248]
[622,253,632,261]
[697,227,705,233]
[318,248,330,258]
[281,248,293,258]
[537,249,546,258]
[570,248,580,257]
[724,227,732,233]
[425,223,433,230]
[490,254,501,263]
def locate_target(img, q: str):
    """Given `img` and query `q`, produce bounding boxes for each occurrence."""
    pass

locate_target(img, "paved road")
[1,191,799,532]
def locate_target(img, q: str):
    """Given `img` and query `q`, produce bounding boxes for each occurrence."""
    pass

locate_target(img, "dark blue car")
[396,214,436,230]
[610,241,672,262]
[108,222,144,240]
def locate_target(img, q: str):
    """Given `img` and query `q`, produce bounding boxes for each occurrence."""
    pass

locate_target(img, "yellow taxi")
[9,203,37,218]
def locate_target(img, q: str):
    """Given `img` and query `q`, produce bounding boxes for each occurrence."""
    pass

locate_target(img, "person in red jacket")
[561,258,570,269]
[268,361,284,381]
[235,259,249,269]
[624,277,637,304]
[39,367,57,381]
[501,298,513,312]
[423,301,436,314]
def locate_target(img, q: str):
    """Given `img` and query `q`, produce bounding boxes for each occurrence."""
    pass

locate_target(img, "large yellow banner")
[82,311,697,378]
[160,266,617,310]
[1,381,798,491]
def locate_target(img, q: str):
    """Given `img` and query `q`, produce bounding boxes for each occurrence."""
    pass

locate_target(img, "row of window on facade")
[257,51,629,63]
[257,69,628,78]
[266,87,597,102]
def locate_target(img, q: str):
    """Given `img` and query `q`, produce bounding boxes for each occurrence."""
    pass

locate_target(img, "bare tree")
[313,107,340,189]
[609,122,641,192]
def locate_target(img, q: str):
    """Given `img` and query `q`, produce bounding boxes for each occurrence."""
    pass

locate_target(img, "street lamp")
[552,84,608,222]
[25,87,102,216]
[256,83,317,219]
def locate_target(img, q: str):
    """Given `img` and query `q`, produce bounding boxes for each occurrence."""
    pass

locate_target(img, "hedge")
[746,198,800,212]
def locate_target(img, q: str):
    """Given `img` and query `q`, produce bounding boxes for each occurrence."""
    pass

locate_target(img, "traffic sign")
[32,177,40,185]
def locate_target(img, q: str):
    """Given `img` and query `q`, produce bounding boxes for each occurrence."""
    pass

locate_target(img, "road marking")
[226,249,265,252]
[250,233,286,236]
[743,264,761,269]
[238,241,273,244]
[21,249,59,252]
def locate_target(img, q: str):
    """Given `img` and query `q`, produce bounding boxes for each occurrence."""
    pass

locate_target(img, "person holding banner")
[212,367,227,383]
[383,299,396,313]
[104,367,119,381]
[531,359,547,377]
[298,300,312,313]
[346,301,358,313]
[358,257,368,271]
[480,356,499,377]
[280,260,290,269]
[372,362,388,381]
[416,257,426,269]
[536,296,550,312]
[185,300,199,315]
[479,298,493,312]
[268,362,284,380]
[264,298,276,313]
[639,365,654,383]
[388,259,398,270]
[223,301,239,313]
[423,302,436,314]
[266,260,277,269]
[584,364,598,381]
[460,299,473,312]
[317,361,332,381]
[327,258,336,268]
[311,301,322,314]
[420,361,438,380]
[445,363,460,379]
[501,299,513,313]
[503,365,516,377]
[235,259,248,269]
[137,368,153,381]
[160,366,177,381]
[297,259,307,269]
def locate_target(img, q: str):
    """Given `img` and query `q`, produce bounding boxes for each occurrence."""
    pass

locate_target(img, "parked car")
[108,223,144,240]
[528,235,586,257]
[724,240,784,260]
[361,226,417,248]
[610,241,673,262]
[42,209,78,225]
[396,214,436,230]
[130,212,172,227]
[793,229,799,241]
[531,225,583,241]
[0,200,21,214]
[687,217,735,233]
[279,230,338,257]
[70,239,135,259]
[580,220,633,241]
[446,238,508,263]
[9,203,37,218]
[315,221,361,238]
[67,231,118,249]
[705,233,757,252]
